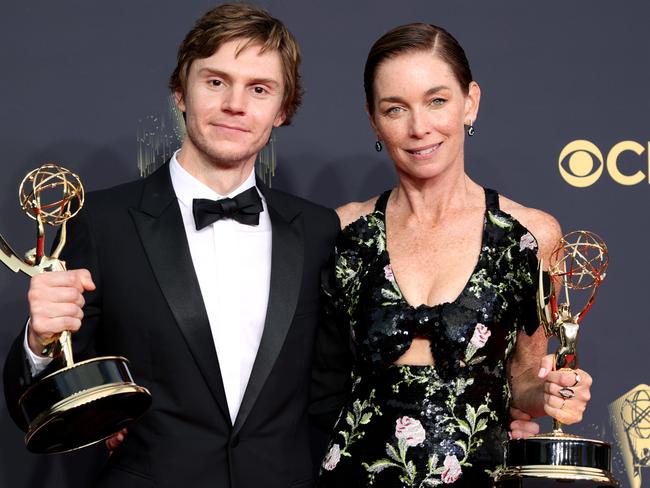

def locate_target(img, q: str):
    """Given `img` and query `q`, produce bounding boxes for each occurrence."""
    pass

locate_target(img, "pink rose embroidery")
[394,416,426,446]
[519,232,536,252]
[441,454,462,483]
[322,444,341,471]
[470,323,491,348]
[384,264,394,282]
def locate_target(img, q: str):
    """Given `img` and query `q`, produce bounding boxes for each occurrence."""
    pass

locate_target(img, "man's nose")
[222,86,246,114]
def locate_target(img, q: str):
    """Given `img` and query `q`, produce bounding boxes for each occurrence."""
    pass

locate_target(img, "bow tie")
[192,187,263,229]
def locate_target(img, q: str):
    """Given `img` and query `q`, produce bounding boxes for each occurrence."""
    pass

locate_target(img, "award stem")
[35,214,45,266]
[59,331,74,368]
[51,221,67,259]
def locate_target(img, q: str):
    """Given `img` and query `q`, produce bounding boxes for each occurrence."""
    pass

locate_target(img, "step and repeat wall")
[1,1,648,487]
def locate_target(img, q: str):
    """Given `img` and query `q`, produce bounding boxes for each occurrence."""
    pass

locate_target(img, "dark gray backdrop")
[1,1,648,487]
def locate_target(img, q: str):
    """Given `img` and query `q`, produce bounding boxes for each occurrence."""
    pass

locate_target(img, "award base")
[494,433,619,487]
[19,356,152,454]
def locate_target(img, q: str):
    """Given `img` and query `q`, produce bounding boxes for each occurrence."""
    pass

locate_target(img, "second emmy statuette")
[0,164,151,454]
[494,231,618,487]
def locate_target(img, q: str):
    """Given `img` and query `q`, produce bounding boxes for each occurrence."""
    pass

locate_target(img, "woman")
[315,23,592,487]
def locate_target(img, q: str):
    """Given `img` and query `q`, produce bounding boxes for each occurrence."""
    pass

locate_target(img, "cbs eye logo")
[559,139,649,187]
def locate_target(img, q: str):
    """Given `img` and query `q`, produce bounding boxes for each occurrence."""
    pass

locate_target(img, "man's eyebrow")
[197,67,230,79]
[249,77,281,87]
[196,68,280,87]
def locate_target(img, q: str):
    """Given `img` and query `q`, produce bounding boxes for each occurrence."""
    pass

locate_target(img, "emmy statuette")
[494,231,619,487]
[0,164,151,454]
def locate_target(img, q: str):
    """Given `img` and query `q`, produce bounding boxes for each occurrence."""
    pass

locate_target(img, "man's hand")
[27,269,95,356]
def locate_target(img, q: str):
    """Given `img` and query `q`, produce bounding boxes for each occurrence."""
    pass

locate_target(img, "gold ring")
[559,387,575,399]
[571,371,582,387]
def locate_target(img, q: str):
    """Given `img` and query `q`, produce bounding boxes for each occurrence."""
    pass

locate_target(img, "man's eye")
[430,98,446,106]
[253,86,267,95]
[211,80,223,87]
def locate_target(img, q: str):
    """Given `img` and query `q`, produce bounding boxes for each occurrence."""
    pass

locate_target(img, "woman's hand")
[538,354,592,425]
[105,428,128,454]
[509,407,540,439]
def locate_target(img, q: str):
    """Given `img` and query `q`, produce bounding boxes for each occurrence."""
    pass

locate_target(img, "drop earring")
[466,121,475,137]
[375,140,383,152]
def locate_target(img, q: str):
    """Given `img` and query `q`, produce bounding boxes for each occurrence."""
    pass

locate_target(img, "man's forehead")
[193,39,283,75]
[211,38,278,61]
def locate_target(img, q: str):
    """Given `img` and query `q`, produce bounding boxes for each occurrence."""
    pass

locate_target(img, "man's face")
[176,39,286,169]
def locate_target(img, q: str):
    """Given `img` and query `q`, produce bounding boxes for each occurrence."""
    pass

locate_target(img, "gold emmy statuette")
[494,231,619,487]
[0,164,151,454]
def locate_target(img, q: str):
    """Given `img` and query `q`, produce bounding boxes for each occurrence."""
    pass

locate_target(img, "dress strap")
[484,188,500,211]
[374,190,392,213]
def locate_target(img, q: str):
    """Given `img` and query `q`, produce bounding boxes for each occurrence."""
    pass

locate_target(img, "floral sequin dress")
[317,189,541,487]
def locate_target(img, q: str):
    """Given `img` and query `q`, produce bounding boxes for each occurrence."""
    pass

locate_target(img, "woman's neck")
[392,168,482,224]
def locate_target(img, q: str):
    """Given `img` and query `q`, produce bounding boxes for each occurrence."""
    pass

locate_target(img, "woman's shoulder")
[335,196,380,230]
[498,194,562,261]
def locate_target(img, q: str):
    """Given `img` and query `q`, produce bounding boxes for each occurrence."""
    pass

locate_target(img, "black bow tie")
[192,187,263,229]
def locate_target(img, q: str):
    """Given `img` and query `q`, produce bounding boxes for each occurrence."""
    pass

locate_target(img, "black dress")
[317,189,541,487]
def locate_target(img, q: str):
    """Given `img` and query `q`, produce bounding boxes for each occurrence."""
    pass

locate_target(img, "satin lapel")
[233,188,304,435]
[128,165,230,420]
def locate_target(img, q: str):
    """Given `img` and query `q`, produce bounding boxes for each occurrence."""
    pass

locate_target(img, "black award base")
[19,356,151,454]
[494,434,619,487]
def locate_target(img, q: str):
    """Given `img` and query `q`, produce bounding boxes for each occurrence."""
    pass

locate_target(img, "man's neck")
[176,145,257,196]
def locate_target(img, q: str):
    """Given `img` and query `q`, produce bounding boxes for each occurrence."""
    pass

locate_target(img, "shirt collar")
[169,149,259,207]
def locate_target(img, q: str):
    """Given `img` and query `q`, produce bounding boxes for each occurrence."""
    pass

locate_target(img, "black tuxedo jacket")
[3,163,339,488]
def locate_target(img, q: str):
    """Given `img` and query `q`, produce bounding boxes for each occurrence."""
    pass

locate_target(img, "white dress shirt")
[25,151,272,424]
[170,152,271,423]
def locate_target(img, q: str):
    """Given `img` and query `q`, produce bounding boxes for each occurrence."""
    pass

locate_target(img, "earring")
[375,140,383,152]
[466,121,475,137]
[257,131,277,186]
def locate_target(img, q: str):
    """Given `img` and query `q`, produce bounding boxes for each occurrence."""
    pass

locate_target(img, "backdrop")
[1,1,648,487]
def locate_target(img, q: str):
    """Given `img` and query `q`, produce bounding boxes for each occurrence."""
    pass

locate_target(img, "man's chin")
[184,134,261,169]
[204,150,257,169]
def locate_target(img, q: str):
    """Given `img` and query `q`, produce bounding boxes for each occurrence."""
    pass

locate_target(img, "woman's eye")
[385,106,404,115]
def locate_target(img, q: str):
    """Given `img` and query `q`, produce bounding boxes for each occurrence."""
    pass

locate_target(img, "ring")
[571,371,582,387]
[559,387,575,399]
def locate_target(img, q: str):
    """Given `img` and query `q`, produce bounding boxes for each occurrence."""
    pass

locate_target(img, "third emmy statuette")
[494,231,619,487]
[0,164,151,453]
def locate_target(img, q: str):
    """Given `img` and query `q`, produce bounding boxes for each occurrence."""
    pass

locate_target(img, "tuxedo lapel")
[129,164,230,420]
[233,186,304,435]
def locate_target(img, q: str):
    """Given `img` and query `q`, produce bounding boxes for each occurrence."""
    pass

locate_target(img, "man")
[3,4,339,487]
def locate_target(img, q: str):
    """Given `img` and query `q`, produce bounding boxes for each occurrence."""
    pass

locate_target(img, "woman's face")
[369,50,480,182]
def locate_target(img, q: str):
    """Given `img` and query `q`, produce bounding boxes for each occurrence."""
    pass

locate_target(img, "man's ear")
[273,110,286,128]
[175,89,186,113]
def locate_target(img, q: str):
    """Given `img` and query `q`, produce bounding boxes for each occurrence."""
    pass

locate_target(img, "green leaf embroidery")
[364,459,399,473]
[386,442,401,463]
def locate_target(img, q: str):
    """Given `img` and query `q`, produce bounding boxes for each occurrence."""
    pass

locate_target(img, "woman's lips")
[406,142,442,158]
